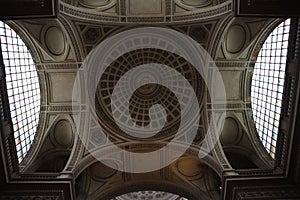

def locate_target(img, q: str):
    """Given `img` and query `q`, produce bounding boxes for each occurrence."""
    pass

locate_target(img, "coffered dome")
[96,48,205,141]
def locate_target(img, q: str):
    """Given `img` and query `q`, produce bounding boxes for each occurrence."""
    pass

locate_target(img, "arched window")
[0,21,41,163]
[251,19,290,159]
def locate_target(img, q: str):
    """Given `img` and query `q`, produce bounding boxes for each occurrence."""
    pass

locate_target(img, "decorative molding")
[59,1,232,24]
[166,0,172,15]
[210,13,233,59]
[173,2,231,22]
[215,61,249,68]
[60,3,120,22]
[58,15,85,61]
[235,169,275,176]
[234,187,300,199]
[36,63,81,70]
[0,195,60,200]
[0,189,64,200]
[41,105,74,112]
[207,103,246,110]
[65,136,84,173]
[15,19,75,62]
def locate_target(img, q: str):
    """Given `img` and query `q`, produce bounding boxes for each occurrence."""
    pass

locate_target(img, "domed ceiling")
[1,0,296,200]
[96,48,206,142]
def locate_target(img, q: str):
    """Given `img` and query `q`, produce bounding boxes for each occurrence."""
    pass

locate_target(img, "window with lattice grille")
[0,21,40,163]
[251,19,290,159]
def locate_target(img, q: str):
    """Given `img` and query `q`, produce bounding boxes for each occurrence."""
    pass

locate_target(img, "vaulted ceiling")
[0,0,300,199]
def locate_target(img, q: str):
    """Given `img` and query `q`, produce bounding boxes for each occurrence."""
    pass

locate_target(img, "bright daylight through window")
[0,21,40,163]
[251,19,290,159]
